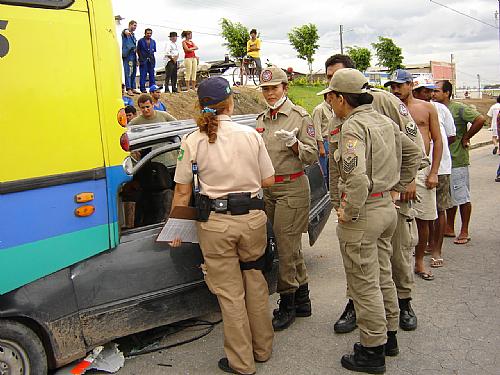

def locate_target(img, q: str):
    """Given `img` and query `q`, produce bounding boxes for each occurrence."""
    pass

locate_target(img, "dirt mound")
[127,87,267,120]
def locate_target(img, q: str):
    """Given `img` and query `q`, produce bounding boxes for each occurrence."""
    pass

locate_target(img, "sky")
[112,0,500,88]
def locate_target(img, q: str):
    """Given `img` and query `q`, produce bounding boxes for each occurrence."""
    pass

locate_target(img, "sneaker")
[493,146,498,155]
[132,89,141,94]
[495,176,500,182]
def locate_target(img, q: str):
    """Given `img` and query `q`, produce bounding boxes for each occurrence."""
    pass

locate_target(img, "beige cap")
[259,66,288,86]
[317,68,368,95]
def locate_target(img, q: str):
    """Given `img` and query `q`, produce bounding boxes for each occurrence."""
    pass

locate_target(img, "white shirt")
[164,40,179,65]
[487,102,500,136]
[431,101,455,175]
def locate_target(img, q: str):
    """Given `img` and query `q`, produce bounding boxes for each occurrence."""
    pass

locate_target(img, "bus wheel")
[0,320,47,375]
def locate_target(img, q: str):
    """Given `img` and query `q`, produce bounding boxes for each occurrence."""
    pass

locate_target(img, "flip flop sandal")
[415,271,434,281]
[444,233,456,238]
[430,258,444,268]
[453,237,471,245]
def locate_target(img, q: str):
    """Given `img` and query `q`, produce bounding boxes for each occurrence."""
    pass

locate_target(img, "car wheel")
[0,320,47,375]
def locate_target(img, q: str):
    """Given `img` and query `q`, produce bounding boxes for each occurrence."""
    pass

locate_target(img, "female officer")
[318,68,419,374]
[256,66,318,331]
[170,77,275,374]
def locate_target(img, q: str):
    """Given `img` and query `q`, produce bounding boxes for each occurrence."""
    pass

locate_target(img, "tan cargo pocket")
[247,212,267,230]
[200,220,229,233]
[287,196,308,209]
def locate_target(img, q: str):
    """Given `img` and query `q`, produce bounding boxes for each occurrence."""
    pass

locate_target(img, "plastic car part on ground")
[54,343,124,374]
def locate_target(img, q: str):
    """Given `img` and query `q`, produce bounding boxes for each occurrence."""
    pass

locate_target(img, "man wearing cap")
[325,55,427,334]
[320,68,421,373]
[164,32,179,93]
[149,84,167,111]
[386,69,442,281]
[171,76,275,375]
[413,78,455,268]
[257,66,318,331]
[128,93,176,126]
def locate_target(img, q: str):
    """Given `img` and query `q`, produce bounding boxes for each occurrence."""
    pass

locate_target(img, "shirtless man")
[386,69,442,281]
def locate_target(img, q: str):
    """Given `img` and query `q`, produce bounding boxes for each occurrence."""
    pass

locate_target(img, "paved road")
[117,146,500,375]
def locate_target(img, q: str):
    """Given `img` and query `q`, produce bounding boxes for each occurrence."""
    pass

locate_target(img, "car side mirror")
[122,156,134,175]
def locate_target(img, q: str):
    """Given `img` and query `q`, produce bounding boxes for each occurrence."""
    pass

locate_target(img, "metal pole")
[477,74,481,98]
[340,25,343,54]
[498,1,500,79]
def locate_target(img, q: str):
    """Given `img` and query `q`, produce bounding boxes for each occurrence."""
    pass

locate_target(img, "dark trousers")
[165,60,178,92]
[139,60,155,91]
[123,56,137,90]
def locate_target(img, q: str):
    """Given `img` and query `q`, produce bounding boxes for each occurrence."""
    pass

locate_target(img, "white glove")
[274,127,298,147]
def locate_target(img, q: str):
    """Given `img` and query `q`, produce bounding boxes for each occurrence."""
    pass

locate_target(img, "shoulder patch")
[177,148,185,161]
[399,103,409,116]
[345,139,358,154]
[343,155,358,174]
[405,121,418,137]
[307,124,316,138]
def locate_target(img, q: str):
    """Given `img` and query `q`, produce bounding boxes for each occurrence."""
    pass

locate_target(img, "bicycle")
[232,56,260,86]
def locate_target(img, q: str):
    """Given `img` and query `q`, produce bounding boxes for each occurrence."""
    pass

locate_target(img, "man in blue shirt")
[121,20,140,95]
[122,84,134,106]
[137,28,157,93]
[149,84,167,111]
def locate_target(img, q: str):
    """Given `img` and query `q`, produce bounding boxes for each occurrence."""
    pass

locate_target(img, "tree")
[287,24,319,77]
[346,46,371,72]
[371,36,404,73]
[220,18,249,59]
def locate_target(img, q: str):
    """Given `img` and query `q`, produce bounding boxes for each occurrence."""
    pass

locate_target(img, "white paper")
[157,218,199,243]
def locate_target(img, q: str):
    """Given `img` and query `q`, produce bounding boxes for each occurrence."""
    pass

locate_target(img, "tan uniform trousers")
[197,210,274,374]
[263,174,310,294]
[391,204,418,299]
[338,195,398,347]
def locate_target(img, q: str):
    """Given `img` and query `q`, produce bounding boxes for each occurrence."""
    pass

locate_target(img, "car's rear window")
[0,0,74,9]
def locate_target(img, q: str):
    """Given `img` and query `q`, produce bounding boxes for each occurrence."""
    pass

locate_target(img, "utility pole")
[477,74,481,98]
[450,53,456,97]
[497,2,500,79]
[340,25,344,54]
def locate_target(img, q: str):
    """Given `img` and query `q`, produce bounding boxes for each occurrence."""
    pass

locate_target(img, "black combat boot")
[385,331,399,356]
[341,343,386,374]
[334,299,357,333]
[398,298,417,331]
[294,283,312,317]
[272,293,296,331]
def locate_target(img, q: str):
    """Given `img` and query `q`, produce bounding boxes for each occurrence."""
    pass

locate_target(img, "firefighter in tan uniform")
[325,55,427,335]
[256,66,318,331]
[171,77,275,375]
[319,68,421,373]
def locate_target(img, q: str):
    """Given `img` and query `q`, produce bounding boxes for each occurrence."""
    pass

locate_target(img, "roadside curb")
[471,140,493,150]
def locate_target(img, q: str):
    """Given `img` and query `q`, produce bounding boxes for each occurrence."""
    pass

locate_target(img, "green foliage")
[288,84,323,114]
[220,18,249,58]
[346,46,371,72]
[371,36,404,73]
[289,76,325,87]
[287,24,320,76]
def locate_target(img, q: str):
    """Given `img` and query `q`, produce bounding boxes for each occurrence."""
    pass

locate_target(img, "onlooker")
[497,111,500,182]
[486,95,500,155]
[386,69,442,281]
[122,84,134,106]
[149,84,167,111]
[311,94,333,187]
[164,31,179,93]
[432,80,486,244]
[121,20,140,95]
[181,30,198,91]
[247,29,262,76]
[413,79,456,268]
[137,28,157,93]
[125,105,137,124]
[128,94,177,126]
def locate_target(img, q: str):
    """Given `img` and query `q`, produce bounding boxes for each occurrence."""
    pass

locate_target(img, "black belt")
[210,197,264,214]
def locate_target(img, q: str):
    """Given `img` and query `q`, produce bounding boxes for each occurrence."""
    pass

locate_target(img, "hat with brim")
[413,77,437,90]
[259,66,288,87]
[383,69,413,87]
[197,76,232,106]
[317,68,368,95]
[149,84,161,92]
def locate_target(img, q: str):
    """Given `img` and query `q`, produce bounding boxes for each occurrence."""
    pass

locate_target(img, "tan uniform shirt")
[174,115,275,199]
[312,100,333,139]
[334,104,404,221]
[128,110,177,126]
[256,99,318,175]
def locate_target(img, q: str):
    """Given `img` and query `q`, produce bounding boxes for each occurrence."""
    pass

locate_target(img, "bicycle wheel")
[232,66,248,86]
[251,68,260,86]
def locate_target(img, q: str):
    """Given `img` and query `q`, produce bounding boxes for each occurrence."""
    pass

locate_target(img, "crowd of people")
[124,44,490,373]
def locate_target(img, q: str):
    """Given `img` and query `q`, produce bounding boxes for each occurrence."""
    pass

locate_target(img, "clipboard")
[156,206,199,243]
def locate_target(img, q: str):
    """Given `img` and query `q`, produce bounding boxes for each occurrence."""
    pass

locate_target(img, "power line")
[429,0,499,29]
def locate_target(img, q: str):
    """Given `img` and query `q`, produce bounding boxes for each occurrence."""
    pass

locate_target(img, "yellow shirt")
[247,38,261,58]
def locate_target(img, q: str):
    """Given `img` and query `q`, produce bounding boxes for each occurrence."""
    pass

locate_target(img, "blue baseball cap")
[384,69,413,87]
[197,77,232,106]
[149,84,161,92]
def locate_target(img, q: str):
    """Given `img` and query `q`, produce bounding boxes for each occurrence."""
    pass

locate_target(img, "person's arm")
[427,103,442,189]
[463,115,486,146]
[257,134,275,188]
[329,143,341,210]
[262,175,275,187]
[182,40,189,53]
[169,183,193,247]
